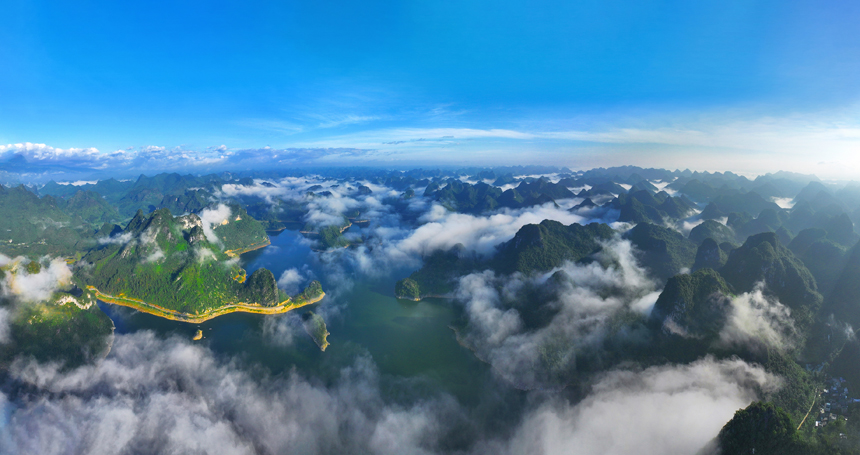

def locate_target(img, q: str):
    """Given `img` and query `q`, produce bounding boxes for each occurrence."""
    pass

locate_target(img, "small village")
[815,375,860,431]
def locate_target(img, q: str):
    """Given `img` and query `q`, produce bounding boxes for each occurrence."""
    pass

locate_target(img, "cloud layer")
[0,329,779,455]
[454,238,658,389]
[0,255,73,303]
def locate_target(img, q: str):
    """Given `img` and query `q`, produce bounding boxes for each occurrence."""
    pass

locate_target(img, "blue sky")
[1,0,859,177]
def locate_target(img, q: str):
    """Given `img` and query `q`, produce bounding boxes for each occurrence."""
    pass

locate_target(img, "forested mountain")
[75,208,283,315]
[395,220,614,299]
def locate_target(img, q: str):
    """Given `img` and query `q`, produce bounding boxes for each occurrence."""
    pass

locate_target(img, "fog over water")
[0,175,783,454]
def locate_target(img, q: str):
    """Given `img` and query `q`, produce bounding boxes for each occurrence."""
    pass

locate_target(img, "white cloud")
[0,142,101,163]
[454,238,658,389]
[0,331,462,455]
[397,202,588,258]
[277,268,305,294]
[0,256,73,303]
[98,232,133,245]
[718,282,797,351]
[261,313,304,348]
[0,331,778,455]
[499,357,778,455]
[198,204,232,245]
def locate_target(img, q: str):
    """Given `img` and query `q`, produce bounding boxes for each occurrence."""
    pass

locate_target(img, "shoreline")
[396,293,453,302]
[223,238,272,258]
[87,285,325,323]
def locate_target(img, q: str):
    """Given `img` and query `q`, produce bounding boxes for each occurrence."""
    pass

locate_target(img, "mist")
[0,331,776,455]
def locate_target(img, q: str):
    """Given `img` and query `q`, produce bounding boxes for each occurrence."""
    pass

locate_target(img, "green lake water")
[98,229,493,405]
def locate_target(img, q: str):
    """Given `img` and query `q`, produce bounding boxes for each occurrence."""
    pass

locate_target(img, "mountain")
[793,181,831,204]
[612,190,696,224]
[428,180,504,213]
[423,177,573,214]
[750,182,785,199]
[514,177,575,200]
[650,268,732,338]
[716,402,806,455]
[75,208,305,317]
[689,220,736,245]
[492,220,615,275]
[699,202,725,220]
[0,184,94,257]
[711,192,782,217]
[62,190,123,225]
[395,220,615,300]
[205,204,270,254]
[797,238,849,297]
[625,223,698,282]
[827,242,860,330]
[396,245,474,299]
[692,238,732,271]
[720,232,822,329]
[158,189,212,215]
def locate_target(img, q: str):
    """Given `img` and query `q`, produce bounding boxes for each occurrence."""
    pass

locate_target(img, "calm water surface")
[99,229,491,404]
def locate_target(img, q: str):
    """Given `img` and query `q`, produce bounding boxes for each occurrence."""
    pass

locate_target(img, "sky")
[1,0,859,178]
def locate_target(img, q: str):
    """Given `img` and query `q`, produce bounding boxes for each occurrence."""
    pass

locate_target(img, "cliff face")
[720,232,821,329]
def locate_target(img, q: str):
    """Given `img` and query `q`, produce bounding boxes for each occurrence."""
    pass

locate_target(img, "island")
[303,311,330,351]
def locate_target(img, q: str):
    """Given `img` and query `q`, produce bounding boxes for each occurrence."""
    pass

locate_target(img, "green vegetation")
[395,245,473,298]
[395,277,421,300]
[689,219,736,245]
[0,299,114,370]
[295,280,324,305]
[691,238,733,272]
[158,189,212,215]
[395,220,615,299]
[492,220,614,274]
[426,177,570,214]
[610,190,696,224]
[25,260,42,275]
[62,190,122,225]
[318,224,351,249]
[0,262,113,370]
[721,232,822,331]
[716,397,860,455]
[626,222,698,282]
[211,204,270,253]
[0,184,95,257]
[717,402,806,455]
[827,241,860,330]
[303,311,330,351]
[76,208,284,315]
[650,268,731,338]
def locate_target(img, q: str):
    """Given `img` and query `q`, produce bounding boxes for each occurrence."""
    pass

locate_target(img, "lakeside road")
[87,285,325,323]
[223,239,272,258]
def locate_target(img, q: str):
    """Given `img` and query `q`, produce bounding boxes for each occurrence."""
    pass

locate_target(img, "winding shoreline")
[223,238,272,258]
[87,285,325,323]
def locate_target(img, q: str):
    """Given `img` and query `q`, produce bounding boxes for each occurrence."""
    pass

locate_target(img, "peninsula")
[75,208,325,321]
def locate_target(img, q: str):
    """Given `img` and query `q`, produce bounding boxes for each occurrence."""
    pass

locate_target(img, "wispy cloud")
[312,114,382,129]
[5,105,860,179]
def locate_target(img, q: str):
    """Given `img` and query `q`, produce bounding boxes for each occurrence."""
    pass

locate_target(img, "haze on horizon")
[1,1,859,178]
